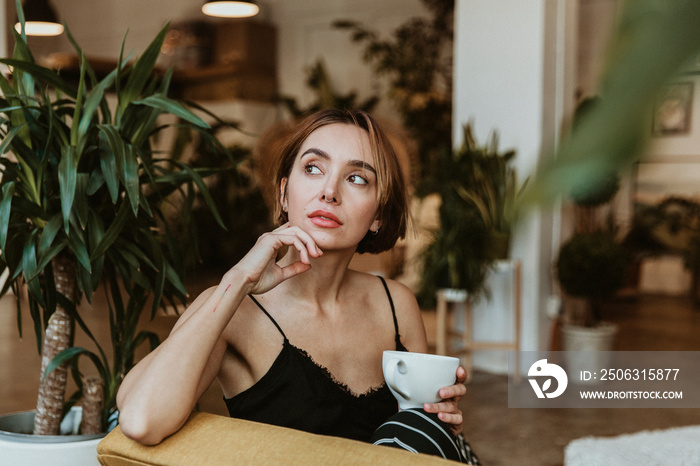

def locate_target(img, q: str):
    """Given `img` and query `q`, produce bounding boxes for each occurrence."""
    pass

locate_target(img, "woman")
[117,109,479,464]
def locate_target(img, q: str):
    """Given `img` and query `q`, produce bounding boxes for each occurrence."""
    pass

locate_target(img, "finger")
[455,366,467,383]
[287,236,311,264]
[423,400,458,414]
[266,232,313,264]
[278,261,312,281]
[439,383,467,400]
[270,227,322,259]
[284,226,323,258]
[436,411,463,426]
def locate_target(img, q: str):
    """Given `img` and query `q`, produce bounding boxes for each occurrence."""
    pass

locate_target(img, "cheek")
[357,200,380,226]
[283,183,311,216]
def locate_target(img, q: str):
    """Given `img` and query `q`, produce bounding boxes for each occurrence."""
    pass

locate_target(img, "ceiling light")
[202,1,259,18]
[14,0,64,36]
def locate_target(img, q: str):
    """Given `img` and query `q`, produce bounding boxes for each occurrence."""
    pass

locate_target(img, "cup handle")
[385,358,410,399]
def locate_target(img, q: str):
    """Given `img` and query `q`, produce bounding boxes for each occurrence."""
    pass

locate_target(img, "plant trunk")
[33,256,75,435]
[80,376,104,434]
[575,205,598,234]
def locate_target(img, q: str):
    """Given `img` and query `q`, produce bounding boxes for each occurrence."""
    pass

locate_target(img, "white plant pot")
[561,322,618,385]
[561,322,618,352]
[0,407,104,466]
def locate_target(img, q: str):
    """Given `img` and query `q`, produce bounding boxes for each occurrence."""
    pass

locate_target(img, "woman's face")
[280,123,381,252]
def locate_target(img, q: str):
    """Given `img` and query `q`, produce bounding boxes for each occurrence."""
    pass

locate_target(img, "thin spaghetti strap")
[377,276,400,337]
[248,295,287,340]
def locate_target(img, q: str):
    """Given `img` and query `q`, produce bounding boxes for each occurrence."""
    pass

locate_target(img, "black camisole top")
[223,276,408,442]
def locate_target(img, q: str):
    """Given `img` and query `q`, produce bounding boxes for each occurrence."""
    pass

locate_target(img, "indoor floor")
[2,285,700,465]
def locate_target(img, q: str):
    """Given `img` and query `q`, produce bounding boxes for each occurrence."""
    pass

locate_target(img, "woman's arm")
[116,224,322,445]
[116,272,249,445]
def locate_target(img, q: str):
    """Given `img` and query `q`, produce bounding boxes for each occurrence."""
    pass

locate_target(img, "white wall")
[265,0,427,121]
[454,0,578,372]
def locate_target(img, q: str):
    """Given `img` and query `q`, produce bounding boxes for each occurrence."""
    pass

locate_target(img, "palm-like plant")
[0,2,229,435]
[451,124,524,257]
[418,124,523,307]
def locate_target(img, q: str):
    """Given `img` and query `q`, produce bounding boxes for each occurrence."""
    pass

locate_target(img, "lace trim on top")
[288,340,389,399]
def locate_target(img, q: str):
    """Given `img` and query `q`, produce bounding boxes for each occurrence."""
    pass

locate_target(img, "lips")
[309,210,343,228]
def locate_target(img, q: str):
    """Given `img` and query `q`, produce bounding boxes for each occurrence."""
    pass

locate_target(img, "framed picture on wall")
[652,82,694,136]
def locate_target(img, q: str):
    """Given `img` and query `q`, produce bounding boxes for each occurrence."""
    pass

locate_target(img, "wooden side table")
[435,260,522,382]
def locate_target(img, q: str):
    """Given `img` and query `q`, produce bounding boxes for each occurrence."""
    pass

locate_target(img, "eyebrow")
[301,148,377,174]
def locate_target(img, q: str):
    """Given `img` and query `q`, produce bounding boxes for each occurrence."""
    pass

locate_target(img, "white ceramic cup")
[382,350,460,410]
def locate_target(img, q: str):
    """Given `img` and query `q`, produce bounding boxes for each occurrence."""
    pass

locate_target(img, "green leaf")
[89,201,131,261]
[97,130,119,202]
[10,32,37,96]
[98,125,126,180]
[58,145,78,234]
[66,295,108,367]
[77,65,119,150]
[14,0,27,42]
[73,173,90,230]
[114,255,150,290]
[134,94,209,129]
[35,215,64,271]
[0,124,26,156]
[118,23,169,117]
[0,58,76,99]
[117,238,157,272]
[145,234,166,316]
[67,223,91,273]
[75,254,93,302]
[86,166,106,195]
[0,182,16,251]
[21,233,38,281]
[123,144,139,216]
[70,55,87,148]
[22,235,44,307]
[172,161,226,229]
[34,238,67,281]
[86,213,105,291]
[43,347,106,383]
[164,260,187,297]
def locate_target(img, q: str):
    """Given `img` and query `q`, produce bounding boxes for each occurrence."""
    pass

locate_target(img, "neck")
[278,247,356,303]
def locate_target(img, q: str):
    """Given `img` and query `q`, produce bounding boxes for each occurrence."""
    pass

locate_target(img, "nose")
[321,180,339,204]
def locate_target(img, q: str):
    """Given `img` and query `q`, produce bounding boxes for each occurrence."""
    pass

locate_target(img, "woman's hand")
[424,366,467,436]
[230,223,323,295]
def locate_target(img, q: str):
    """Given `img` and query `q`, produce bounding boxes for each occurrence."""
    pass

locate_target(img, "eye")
[348,174,369,185]
[304,164,322,175]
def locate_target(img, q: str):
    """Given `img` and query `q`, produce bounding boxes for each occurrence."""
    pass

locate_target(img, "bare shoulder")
[382,277,428,352]
[348,271,428,352]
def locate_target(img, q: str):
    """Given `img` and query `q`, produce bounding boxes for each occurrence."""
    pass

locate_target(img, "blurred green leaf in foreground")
[524,0,700,206]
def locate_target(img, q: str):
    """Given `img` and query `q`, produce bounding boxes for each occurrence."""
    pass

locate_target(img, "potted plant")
[418,124,522,307]
[555,230,628,386]
[556,231,628,328]
[0,2,230,460]
[555,187,628,350]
